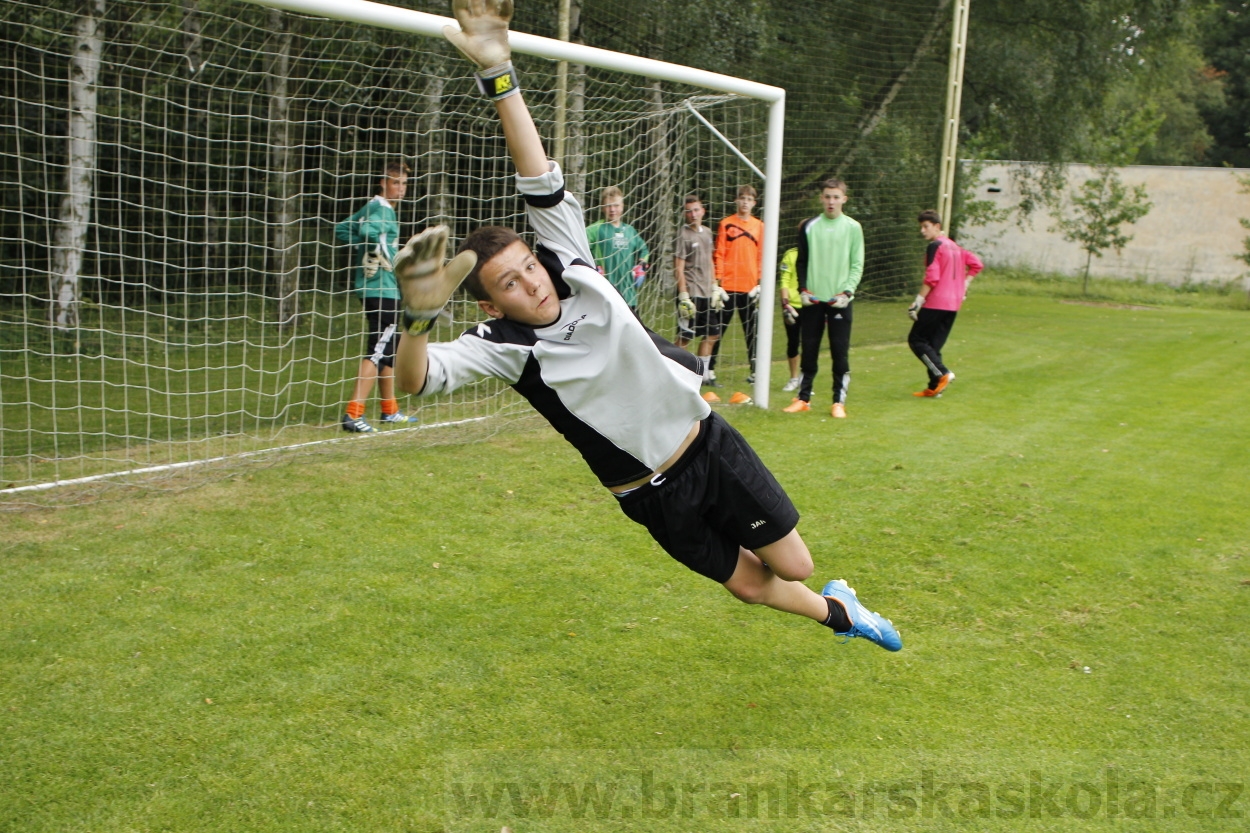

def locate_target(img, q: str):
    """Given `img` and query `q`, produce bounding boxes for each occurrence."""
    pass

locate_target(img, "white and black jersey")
[422,163,711,487]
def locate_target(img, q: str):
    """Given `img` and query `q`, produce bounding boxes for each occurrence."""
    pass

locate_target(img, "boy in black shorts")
[392,0,901,652]
[335,160,417,432]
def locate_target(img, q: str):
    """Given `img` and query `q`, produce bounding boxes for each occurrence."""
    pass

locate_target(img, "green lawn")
[2,294,1248,831]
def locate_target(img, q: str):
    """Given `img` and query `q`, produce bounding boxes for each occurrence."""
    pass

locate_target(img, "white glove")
[747,285,761,302]
[799,289,819,307]
[375,244,394,272]
[361,250,382,279]
[676,292,696,319]
[443,0,512,69]
[907,293,925,321]
[831,292,852,309]
[711,286,729,312]
[782,303,798,326]
[394,225,478,334]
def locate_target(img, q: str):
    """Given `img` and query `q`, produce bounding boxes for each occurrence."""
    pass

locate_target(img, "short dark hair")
[683,194,702,208]
[821,178,847,193]
[376,160,411,193]
[918,209,943,226]
[457,226,525,301]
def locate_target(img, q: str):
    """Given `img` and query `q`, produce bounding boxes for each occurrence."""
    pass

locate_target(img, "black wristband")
[475,62,520,101]
[402,308,439,337]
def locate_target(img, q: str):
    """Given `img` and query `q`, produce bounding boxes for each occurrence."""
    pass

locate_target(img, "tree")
[50,0,106,331]
[1050,167,1152,294]
[1199,1,1250,168]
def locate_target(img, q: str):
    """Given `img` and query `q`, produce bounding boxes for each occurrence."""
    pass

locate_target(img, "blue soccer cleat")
[822,579,903,652]
[380,411,417,425]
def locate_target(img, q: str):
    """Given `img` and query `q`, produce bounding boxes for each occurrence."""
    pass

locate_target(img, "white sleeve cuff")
[516,160,565,198]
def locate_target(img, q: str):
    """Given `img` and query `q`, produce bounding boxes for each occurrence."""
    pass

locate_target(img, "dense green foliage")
[962,0,1247,168]
[4,294,1249,830]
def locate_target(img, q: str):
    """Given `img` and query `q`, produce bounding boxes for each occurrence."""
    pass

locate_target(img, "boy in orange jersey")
[709,185,765,384]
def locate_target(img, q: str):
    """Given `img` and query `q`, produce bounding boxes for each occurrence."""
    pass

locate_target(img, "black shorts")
[676,296,724,341]
[362,296,400,368]
[615,411,800,583]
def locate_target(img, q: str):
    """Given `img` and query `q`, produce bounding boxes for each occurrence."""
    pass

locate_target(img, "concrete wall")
[960,162,1250,285]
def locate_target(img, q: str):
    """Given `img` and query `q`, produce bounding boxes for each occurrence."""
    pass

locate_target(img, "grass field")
[2,293,1248,831]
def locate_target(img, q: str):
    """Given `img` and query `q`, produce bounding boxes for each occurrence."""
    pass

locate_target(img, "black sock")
[822,596,851,632]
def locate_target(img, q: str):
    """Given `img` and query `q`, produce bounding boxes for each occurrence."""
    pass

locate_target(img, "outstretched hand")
[444,0,514,69]
[394,226,477,320]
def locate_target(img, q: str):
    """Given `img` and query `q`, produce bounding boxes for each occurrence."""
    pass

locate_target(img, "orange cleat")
[913,388,937,397]
[702,390,721,404]
[831,403,847,418]
[728,391,753,405]
[932,372,955,395]
[782,398,810,413]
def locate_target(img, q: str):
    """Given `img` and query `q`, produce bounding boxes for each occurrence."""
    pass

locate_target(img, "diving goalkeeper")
[392,0,901,652]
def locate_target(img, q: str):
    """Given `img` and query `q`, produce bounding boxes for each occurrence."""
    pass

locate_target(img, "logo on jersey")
[562,314,588,341]
[750,519,766,529]
[475,322,493,338]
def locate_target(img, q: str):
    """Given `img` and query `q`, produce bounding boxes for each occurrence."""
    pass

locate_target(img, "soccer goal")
[0,0,783,504]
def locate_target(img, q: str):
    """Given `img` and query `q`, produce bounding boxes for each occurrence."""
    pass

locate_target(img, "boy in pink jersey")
[907,210,983,397]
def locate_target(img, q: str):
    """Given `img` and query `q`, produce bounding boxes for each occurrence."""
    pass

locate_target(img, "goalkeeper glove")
[632,262,647,288]
[831,292,852,309]
[747,285,761,302]
[799,289,819,307]
[361,250,383,279]
[711,286,729,312]
[676,292,696,319]
[782,303,798,326]
[907,294,925,321]
[443,0,512,69]
[394,225,478,336]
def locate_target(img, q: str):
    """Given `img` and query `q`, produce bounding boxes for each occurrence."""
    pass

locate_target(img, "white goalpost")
[0,0,783,504]
[241,0,786,407]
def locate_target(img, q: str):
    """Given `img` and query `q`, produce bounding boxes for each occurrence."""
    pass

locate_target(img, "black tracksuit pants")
[908,307,958,389]
[798,302,852,404]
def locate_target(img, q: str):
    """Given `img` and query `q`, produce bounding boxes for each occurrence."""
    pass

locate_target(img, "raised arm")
[444,0,546,178]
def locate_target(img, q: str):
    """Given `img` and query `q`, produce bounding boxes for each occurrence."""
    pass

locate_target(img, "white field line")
[1,416,490,495]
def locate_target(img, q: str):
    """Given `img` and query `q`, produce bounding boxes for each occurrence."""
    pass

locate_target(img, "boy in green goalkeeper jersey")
[585,186,650,312]
[334,160,416,433]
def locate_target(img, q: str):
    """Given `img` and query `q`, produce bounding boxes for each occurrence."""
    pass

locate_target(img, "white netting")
[0,0,771,505]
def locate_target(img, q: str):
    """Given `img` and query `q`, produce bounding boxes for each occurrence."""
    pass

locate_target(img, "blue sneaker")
[380,411,417,425]
[822,579,903,652]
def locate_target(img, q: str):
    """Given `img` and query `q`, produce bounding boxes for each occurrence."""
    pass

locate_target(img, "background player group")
[382,0,903,652]
[338,156,981,433]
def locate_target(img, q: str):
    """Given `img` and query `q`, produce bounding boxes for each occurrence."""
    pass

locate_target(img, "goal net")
[0,0,778,504]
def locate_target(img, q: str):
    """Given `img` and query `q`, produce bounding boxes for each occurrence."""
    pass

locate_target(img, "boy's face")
[476,239,561,327]
[683,201,705,225]
[381,174,408,202]
[602,197,624,223]
[919,220,943,241]
[736,194,756,216]
[821,187,847,218]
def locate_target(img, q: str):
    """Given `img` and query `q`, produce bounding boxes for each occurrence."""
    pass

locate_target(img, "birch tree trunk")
[50,0,106,331]
[648,80,676,294]
[421,67,450,227]
[267,9,300,330]
[565,0,586,199]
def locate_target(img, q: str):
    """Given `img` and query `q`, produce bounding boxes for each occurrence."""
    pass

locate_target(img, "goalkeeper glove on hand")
[361,251,382,279]
[632,262,647,288]
[747,285,761,302]
[711,286,729,312]
[394,225,478,336]
[782,303,798,326]
[831,292,852,309]
[800,289,819,307]
[676,291,696,319]
[443,0,512,69]
[375,244,394,273]
[907,294,925,321]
